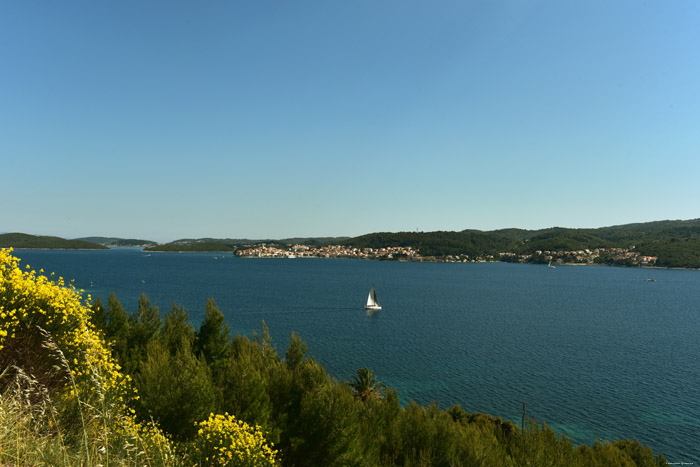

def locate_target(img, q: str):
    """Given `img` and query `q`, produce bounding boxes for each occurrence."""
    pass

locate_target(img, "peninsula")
[233,219,700,269]
[0,233,108,250]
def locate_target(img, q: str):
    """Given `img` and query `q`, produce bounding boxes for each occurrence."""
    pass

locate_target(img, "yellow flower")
[194,412,277,466]
[0,248,174,459]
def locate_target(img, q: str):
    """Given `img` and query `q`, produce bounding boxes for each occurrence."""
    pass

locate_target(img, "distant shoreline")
[9,247,108,251]
[7,246,700,271]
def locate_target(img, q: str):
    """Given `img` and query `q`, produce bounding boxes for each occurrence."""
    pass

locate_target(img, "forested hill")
[145,241,237,252]
[345,219,700,268]
[482,218,700,246]
[345,231,514,257]
[75,237,157,247]
[0,233,108,250]
[145,238,269,252]
[485,219,700,268]
[145,236,349,252]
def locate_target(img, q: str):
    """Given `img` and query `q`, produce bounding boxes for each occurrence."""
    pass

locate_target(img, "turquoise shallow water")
[13,248,700,463]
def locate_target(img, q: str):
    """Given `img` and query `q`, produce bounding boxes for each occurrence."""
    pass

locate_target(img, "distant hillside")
[75,236,123,245]
[279,236,351,246]
[147,236,351,252]
[344,219,700,268]
[166,237,264,245]
[467,219,700,246]
[344,231,513,257]
[515,231,612,254]
[146,237,263,252]
[637,237,700,269]
[463,219,700,267]
[587,218,700,245]
[466,227,568,243]
[6,218,700,267]
[75,237,157,247]
[0,233,108,250]
[144,241,237,252]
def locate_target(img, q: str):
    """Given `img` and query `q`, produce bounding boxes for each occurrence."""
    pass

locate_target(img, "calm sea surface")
[12,248,700,463]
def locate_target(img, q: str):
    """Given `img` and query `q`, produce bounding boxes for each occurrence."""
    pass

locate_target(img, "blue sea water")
[11,248,700,463]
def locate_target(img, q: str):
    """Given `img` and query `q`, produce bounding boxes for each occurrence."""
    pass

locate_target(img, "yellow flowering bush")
[195,412,278,466]
[0,248,175,465]
[0,248,125,391]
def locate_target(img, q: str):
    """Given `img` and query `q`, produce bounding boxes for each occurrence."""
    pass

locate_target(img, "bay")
[11,247,700,463]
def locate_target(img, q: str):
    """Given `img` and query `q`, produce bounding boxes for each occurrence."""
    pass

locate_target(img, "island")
[0,233,108,250]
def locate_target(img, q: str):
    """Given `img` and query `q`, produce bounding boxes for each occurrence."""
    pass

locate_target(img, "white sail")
[365,285,381,310]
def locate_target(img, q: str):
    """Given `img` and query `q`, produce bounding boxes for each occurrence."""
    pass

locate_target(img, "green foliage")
[124,293,162,374]
[447,405,517,441]
[611,440,667,466]
[196,297,232,377]
[135,339,217,440]
[253,320,278,366]
[108,238,157,247]
[481,219,700,248]
[105,292,130,363]
[220,335,274,435]
[290,383,366,466]
[590,218,700,245]
[350,368,383,401]
[516,231,611,254]
[285,331,308,371]
[133,292,163,341]
[162,302,196,354]
[637,238,700,268]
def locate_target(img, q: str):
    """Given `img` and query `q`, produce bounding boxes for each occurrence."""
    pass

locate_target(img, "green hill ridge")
[0,233,108,250]
[5,218,700,268]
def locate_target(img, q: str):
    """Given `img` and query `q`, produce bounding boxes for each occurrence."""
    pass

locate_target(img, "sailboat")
[364,284,382,311]
[548,259,556,269]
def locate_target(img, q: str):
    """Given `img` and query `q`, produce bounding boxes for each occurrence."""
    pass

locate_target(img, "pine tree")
[285,331,308,370]
[196,297,231,366]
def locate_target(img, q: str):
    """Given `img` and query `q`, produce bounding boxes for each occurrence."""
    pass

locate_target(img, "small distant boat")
[364,284,382,311]
[548,260,556,269]
[645,278,656,282]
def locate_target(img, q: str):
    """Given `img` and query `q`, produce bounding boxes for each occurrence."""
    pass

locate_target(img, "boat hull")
[364,305,382,311]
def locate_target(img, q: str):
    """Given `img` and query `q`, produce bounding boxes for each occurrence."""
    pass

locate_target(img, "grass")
[0,336,178,467]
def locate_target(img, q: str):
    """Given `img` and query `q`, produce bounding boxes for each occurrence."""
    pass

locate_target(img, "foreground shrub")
[0,248,176,465]
[193,412,278,466]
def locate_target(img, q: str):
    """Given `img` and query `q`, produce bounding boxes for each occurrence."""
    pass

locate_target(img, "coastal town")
[235,243,658,267]
[501,247,658,267]
[235,243,419,260]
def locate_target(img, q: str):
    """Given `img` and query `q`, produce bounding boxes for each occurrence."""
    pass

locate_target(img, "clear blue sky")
[2,1,699,242]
